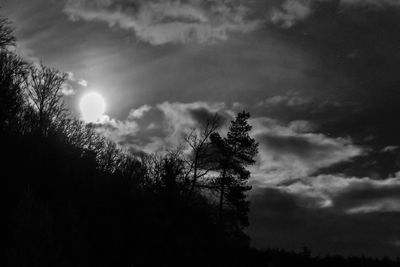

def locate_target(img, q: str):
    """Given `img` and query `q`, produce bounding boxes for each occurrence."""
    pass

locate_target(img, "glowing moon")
[79,92,106,123]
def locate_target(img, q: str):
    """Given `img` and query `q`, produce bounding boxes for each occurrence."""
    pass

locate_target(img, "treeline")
[246,248,399,267]
[0,14,258,267]
[0,13,398,267]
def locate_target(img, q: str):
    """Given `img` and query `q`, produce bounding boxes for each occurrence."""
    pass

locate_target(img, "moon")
[79,92,106,123]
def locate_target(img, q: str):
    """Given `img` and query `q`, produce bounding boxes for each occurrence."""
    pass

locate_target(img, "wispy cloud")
[251,116,363,185]
[63,0,262,45]
[278,173,400,213]
[257,91,313,108]
[61,71,88,96]
[77,79,88,87]
[61,84,76,96]
[128,104,151,119]
[271,0,313,28]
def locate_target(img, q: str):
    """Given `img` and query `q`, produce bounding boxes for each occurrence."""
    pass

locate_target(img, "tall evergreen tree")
[210,111,258,231]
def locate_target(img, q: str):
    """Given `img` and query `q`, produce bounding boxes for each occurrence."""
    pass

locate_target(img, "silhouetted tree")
[96,140,122,174]
[25,64,68,136]
[183,114,220,198]
[210,111,258,231]
[0,51,27,133]
[161,153,184,214]
[57,118,101,151]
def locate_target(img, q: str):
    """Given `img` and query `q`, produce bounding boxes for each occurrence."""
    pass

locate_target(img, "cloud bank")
[93,100,362,185]
[64,0,262,45]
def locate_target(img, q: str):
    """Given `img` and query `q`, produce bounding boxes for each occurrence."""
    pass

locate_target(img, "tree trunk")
[218,168,226,226]
[188,152,198,198]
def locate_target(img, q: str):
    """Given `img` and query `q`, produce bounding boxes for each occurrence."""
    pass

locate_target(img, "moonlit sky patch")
[80,92,106,123]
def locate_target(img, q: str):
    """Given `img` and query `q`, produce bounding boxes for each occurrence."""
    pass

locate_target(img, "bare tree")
[56,118,100,150]
[25,64,68,136]
[183,114,220,199]
[0,15,16,49]
[0,51,28,132]
[96,140,122,173]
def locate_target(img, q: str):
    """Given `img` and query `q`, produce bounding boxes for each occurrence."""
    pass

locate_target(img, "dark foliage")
[210,111,259,233]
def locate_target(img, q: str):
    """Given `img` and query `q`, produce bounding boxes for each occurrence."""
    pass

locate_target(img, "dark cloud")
[261,135,348,159]
[187,106,223,127]
[270,0,400,28]
[317,148,400,180]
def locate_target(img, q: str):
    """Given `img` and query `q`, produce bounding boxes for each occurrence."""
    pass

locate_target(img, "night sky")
[3,0,400,258]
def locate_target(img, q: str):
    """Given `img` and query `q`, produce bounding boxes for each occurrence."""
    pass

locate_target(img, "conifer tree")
[210,111,258,230]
